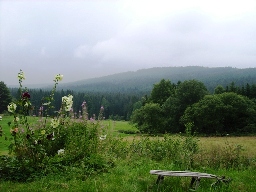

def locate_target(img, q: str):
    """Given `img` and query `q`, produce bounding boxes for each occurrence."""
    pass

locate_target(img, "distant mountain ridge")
[57,66,256,94]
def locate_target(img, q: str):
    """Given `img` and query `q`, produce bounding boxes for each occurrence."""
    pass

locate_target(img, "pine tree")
[0,81,12,113]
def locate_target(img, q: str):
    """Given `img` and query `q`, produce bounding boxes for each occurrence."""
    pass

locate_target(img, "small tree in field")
[0,81,12,114]
[131,103,165,134]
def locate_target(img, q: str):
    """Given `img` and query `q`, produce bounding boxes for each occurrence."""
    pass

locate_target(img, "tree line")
[130,80,256,135]
[1,79,256,135]
[6,87,141,121]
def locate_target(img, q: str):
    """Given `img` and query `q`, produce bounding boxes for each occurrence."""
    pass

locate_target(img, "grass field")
[0,160,255,192]
[1,116,256,156]
[1,115,256,191]
[105,120,256,155]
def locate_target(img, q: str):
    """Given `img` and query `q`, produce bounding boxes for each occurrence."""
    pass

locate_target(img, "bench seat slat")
[150,170,217,179]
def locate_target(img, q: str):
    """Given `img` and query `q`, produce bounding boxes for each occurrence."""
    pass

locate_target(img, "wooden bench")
[150,170,231,190]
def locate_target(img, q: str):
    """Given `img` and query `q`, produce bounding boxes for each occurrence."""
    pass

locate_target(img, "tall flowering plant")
[6,70,70,165]
[3,70,110,181]
[7,70,33,158]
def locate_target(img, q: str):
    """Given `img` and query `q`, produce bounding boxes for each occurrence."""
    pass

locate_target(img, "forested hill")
[57,66,256,94]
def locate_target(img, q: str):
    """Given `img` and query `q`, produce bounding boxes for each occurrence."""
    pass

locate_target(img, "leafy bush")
[0,70,111,181]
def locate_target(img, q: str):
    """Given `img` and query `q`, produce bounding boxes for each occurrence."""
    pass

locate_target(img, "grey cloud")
[73,9,256,71]
[1,1,256,85]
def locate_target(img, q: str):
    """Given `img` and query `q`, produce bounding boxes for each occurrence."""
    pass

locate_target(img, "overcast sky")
[1,0,256,86]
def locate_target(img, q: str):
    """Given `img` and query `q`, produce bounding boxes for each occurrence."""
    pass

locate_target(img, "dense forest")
[55,66,256,93]
[7,82,256,121]
[8,89,140,120]
[2,66,256,134]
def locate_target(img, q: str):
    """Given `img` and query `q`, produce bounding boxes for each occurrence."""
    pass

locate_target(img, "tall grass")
[0,115,40,155]
[1,119,256,191]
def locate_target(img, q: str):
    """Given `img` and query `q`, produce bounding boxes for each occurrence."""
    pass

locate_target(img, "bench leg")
[156,175,164,184]
[190,177,200,189]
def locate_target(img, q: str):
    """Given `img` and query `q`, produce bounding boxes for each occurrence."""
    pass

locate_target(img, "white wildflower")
[58,149,65,155]
[14,116,19,122]
[55,74,63,82]
[17,71,25,80]
[62,94,73,111]
[7,102,17,113]
[99,135,107,140]
[51,118,60,128]
[43,102,51,106]
[24,102,29,107]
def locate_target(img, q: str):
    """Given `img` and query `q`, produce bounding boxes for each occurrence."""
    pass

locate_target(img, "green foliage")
[194,142,254,171]
[184,122,194,135]
[176,79,208,109]
[181,95,225,134]
[224,82,256,99]
[149,79,175,105]
[1,116,256,190]
[131,77,256,135]
[161,96,181,133]
[0,81,12,113]
[181,92,256,134]
[129,135,199,170]
[214,85,225,94]
[0,71,112,182]
[130,103,165,133]
[131,79,209,134]
[0,155,36,181]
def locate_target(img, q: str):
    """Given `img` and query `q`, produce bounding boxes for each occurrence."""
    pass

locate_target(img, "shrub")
[0,70,111,181]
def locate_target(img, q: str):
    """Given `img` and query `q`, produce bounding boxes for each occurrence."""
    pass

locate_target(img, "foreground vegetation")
[0,159,255,192]
[1,117,256,191]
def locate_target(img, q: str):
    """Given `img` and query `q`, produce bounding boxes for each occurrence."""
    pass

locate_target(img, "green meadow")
[0,115,256,191]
